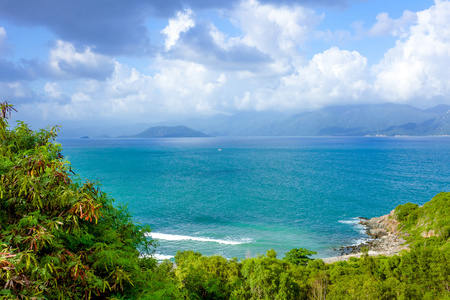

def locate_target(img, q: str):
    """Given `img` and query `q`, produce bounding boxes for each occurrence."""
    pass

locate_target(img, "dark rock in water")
[80,136,90,139]
[337,242,372,255]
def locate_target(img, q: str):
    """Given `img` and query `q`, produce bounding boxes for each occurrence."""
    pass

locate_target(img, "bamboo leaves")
[0,103,157,299]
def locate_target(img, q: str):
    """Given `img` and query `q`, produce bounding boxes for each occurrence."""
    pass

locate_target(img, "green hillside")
[395,192,450,248]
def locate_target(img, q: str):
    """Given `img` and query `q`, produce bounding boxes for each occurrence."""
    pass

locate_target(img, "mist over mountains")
[59,103,450,138]
[131,126,209,138]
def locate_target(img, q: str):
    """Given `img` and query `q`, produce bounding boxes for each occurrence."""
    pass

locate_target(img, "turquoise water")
[59,136,450,260]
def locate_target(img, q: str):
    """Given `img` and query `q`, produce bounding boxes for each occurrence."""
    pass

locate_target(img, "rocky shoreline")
[322,209,409,264]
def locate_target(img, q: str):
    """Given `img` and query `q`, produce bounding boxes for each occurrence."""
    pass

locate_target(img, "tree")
[283,248,317,266]
[0,101,167,299]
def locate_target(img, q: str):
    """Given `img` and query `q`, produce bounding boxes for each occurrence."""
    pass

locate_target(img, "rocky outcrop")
[360,209,399,234]
[323,210,409,263]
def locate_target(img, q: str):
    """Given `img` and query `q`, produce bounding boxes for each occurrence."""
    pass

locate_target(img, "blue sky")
[0,0,448,128]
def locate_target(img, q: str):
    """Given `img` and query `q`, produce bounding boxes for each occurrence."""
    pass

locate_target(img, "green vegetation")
[0,102,182,299]
[394,193,450,249]
[282,248,317,266]
[1,101,449,299]
[172,247,450,299]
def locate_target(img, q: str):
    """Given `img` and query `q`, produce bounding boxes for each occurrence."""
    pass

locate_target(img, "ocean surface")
[59,136,450,260]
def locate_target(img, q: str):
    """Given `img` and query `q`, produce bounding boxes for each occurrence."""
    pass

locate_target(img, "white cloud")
[240,47,371,111]
[48,40,115,79]
[33,60,230,122]
[373,0,450,103]
[44,82,63,98]
[161,9,195,51]
[367,10,417,37]
[11,0,450,126]
[232,0,323,60]
[153,59,227,114]
[71,92,91,103]
[160,0,324,80]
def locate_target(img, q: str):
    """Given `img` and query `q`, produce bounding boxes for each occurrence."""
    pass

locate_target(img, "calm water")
[59,136,450,260]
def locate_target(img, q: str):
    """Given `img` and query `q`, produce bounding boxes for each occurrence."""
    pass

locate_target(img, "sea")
[59,136,450,260]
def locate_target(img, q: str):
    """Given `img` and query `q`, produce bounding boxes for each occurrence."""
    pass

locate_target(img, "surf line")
[146,232,252,245]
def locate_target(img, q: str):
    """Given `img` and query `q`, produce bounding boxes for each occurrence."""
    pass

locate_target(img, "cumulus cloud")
[0,0,356,56]
[164,0,322,74]
[373,0,450,104]
[294,47,369,101]
[32,59,230,122]
[164,22,272,71]
[161,9,196,51]
[360,10,418,38]
[232,0,323,59]
[48,40,115,80]
[6,0,450,126]
[153,59,228,115]
[44,82,64,99]
[233,47,370,111]
[43,81,71,103]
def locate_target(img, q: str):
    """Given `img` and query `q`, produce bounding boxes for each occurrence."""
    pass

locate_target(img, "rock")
[368,228,388,238]
[420,230,437,238]
[327,210,411,263]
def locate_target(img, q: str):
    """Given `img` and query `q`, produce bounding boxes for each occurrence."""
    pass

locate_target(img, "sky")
[1,0,449,128]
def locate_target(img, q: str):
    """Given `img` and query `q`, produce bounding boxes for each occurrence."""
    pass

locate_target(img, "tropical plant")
[0,101,167,299]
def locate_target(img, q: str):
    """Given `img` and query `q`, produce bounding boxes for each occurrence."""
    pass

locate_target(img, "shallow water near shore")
[59,136,450,260]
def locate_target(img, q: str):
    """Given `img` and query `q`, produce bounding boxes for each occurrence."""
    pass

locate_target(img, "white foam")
[339,218,367,235]
[352,238,370,246]
[153,254,175,260]
[139,253,175,260]
[147,232,252,245]
[338,217,361,225]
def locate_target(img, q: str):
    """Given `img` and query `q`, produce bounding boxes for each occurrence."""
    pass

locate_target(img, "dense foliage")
[1,102,449,299]
[172,246,450,299]
[394,192,450,249]
[0,102,184,299]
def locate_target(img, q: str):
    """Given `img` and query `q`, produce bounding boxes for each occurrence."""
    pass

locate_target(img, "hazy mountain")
[263,103,440,136]
[58,122,154,138]
[169,111,288,136]
[380,110,450,136]
[182,103,450,136]
[424,104,450,114]
[132,126,209,138]
[57,103,450,137]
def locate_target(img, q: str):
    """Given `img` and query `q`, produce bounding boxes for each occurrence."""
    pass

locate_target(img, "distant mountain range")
[131,126,209,138]
[179,103,450,136]
[261,103,450,136]
[59,103,450,138]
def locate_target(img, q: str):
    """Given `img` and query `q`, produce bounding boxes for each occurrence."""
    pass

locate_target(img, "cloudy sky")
[1,0,449,128]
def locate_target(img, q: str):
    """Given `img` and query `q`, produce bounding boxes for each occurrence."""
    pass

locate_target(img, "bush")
[395,202,419,222]
[0,101,163,299]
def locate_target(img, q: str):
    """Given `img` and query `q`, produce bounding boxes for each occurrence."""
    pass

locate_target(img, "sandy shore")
[321,209,409,264]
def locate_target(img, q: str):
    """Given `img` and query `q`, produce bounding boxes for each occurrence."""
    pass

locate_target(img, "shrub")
[0,101,161,299]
